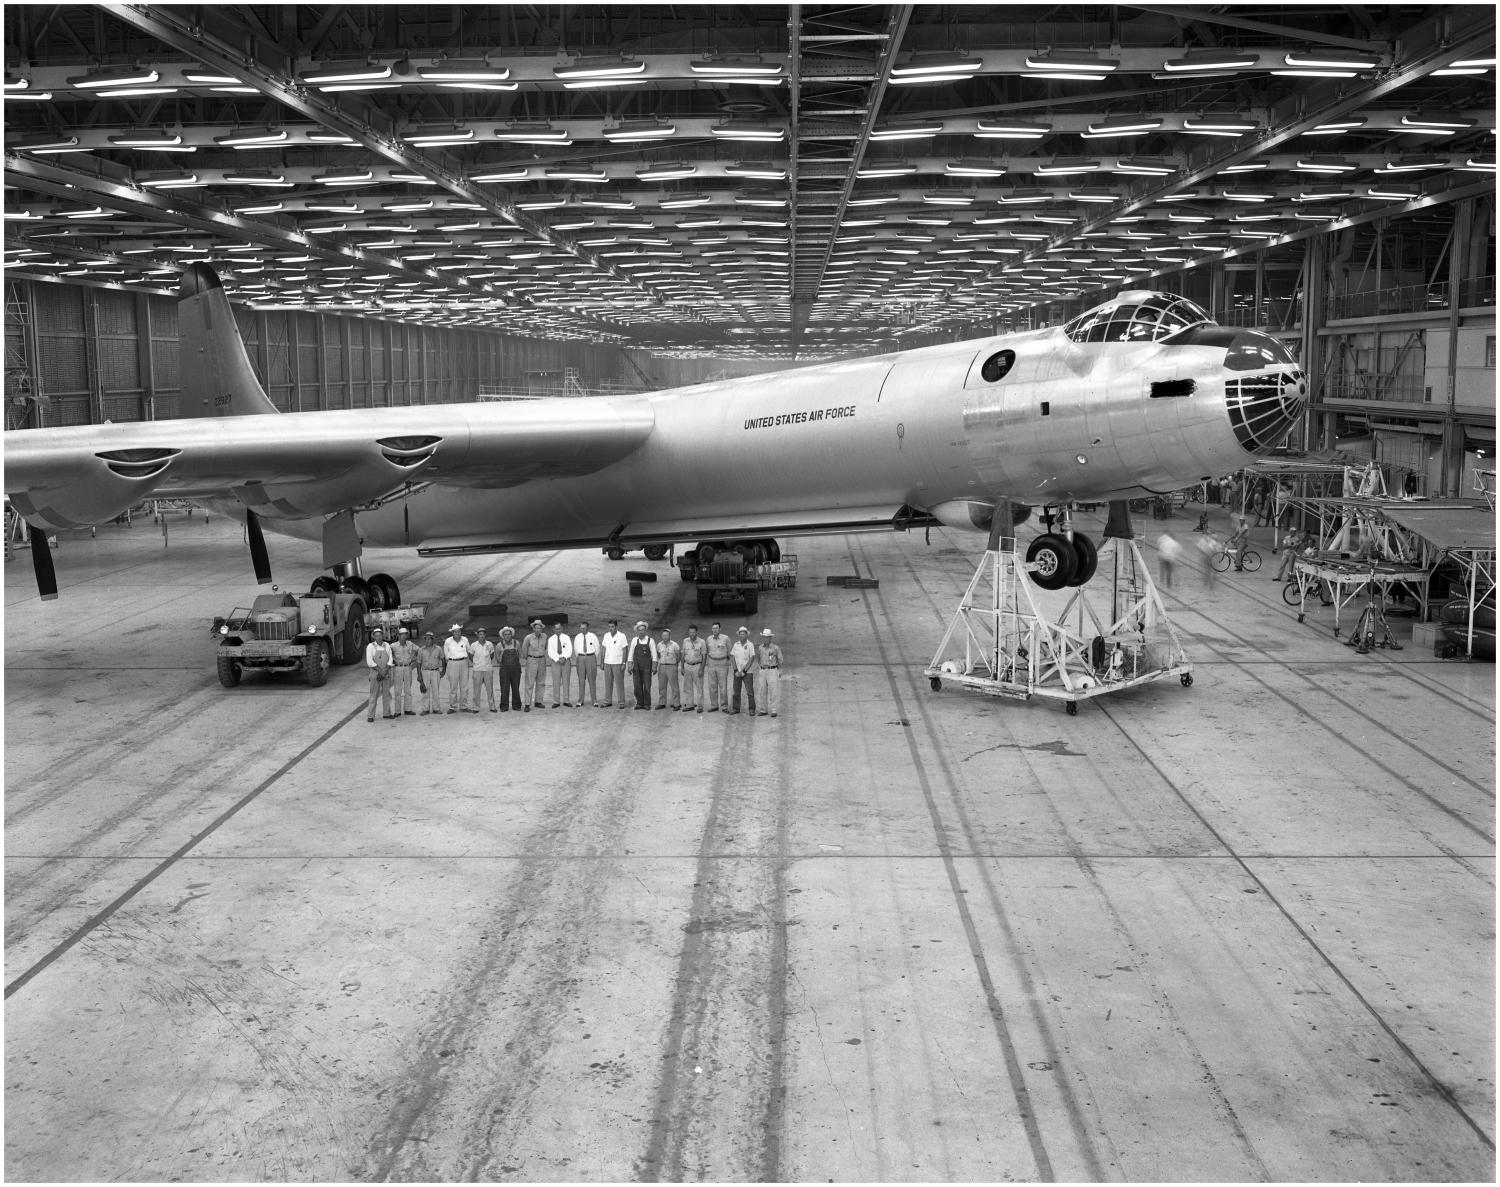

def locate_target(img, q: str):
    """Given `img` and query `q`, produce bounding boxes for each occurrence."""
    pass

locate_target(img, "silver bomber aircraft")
[6,264,1306,599]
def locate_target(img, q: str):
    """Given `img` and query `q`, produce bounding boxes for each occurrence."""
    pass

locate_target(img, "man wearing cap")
[441,623,471,714]
[729,626,758,716]
[416,630,445,715]
[469,627,496,713]
[573,621,601,707]
[679,624,707,714]
[755,627,784,718]
[703,621,732,713]
[655,627,682,710]
[495,625,522,711]
[600,618,629,708]
[389,626,420,716]
[627,620,657,710]
[521,620,549,710]
[365,626,395,722]
[546,622,575,707]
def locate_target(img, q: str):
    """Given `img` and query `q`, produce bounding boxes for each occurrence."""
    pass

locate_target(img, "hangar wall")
[4,279,755,427]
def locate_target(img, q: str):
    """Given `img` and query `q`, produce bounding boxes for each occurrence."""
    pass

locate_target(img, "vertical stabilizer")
[176,263,279,417]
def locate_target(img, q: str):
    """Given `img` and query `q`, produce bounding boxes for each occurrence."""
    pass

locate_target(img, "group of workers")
[363,617,785,722]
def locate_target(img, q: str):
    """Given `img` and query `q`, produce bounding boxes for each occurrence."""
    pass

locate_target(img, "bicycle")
[1283,574,1332,607]
[1210,546,1262,573]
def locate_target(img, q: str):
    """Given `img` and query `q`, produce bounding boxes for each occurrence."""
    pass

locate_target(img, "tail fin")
[176,263,280,417]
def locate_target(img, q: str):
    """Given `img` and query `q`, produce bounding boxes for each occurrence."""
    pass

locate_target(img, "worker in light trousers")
[703,622,732,712]
[546,622,574,707]
[679,624,707,713]
[655,627,682,710]
[389,626,419,716]
[417,631,444,715]
[754,627,784,717]
[573,622,600,707]
[520,620,549,710]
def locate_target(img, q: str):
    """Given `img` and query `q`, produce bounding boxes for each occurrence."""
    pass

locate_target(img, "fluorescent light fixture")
[1113,157,1174,175]
[1377,154,1446,172]
[1166,208,1212,222]
[578,197,637,210]
[1068,188,1117,203]
[1161,50,1258,72]
[234,201,285,214]
[406,126,476,145]
[1034,157,1100,175]
[605,120,676,142]
[494,121,570,144]
[1399,111,1477,133]
[109,131,189,149]
[383,200,434,212]
[68,66,160,88]
[724,162,787,180]
[182,70,242,84]
[418,59,511,82]
[922,192,974,206]
[1366,185,1421,200]
[553,55,645,81]
[472,165,532,182]
[16,134,81,153]
[1305,117,1367,135]
[870,122,944,141]
[300,61,394,84]
[856,161,916,177]
[636,161,697,181]
[997,188,1052,204]
[890,51,981,83]
[1294,157,1357,173]
[6,88,52,100]
[846,191,900,207]
[139,171,203,188]
[973,119,1049,139]
[1221,159,1271,173]
[546,166,609,182]
[1182,116,1258,136]
[1223,187,1276,202]
[734,194,786,207]
[1294,187,1353,202]
[1023,49,1118,79]
[224,170,291,186]
[307,132,356,144]
[1082,116,1162,137]
[1281,50,1379,71]
[315,169,376,184]
[1460,156,1496,172]
[710,121,785,142]
[689,55,783,77]
[946,159,1006,177]
[216,127,289,148]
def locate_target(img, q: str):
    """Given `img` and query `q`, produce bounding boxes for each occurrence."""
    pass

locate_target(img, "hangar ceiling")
[3,4,1495,361]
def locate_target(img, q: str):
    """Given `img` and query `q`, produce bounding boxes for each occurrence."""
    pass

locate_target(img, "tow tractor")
[212,582,424,688]
[674,540,798,615]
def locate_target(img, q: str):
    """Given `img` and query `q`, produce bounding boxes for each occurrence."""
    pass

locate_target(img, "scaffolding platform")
[925,531,1192,715]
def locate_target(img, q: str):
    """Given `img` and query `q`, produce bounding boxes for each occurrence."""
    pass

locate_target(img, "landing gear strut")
[1025,506,1097,590]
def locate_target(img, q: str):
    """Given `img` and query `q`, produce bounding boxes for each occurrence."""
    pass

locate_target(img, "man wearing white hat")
[365,626,395,722]
[441,623,471,714]
[416,630,444,715]
[520,620,549,710]
[754,627,784,718]
[729,626,758,715]
[627,620,657,710]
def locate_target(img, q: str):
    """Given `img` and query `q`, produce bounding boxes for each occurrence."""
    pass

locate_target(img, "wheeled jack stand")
[924,500,1193,714]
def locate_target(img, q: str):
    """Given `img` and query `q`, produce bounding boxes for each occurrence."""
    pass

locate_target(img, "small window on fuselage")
[981,349,1015,382]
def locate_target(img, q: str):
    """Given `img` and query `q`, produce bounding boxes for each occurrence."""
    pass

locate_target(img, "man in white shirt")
[365,626,395,722]
[573,621,601,707]
[729,626,758,716]
[600,618,629,708]
[546,622,575,707]
[520,620,548,710]
[468,627,496,714]
[627,620,657,710]
[441,623,471,714]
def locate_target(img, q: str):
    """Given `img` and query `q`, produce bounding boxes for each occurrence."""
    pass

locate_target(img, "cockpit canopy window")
[1063,292,1212,344]
[980,349,1015,382]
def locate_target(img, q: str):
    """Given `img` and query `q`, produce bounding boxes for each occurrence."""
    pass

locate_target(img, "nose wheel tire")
[1065,532,1098,586]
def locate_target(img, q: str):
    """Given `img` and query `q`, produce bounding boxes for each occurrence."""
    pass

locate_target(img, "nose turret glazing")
[1223,330,1306,454]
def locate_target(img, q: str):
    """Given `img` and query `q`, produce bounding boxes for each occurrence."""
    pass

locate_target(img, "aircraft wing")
[4,398,657,529]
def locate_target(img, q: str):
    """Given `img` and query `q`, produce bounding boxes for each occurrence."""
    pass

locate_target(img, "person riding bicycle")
[1225,514,1251,571]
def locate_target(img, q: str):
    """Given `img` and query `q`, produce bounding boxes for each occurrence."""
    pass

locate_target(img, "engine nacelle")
[7,448,180,529]
[925,499,1031,533]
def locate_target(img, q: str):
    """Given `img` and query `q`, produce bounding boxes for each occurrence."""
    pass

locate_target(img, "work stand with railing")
[925,503,1192,715]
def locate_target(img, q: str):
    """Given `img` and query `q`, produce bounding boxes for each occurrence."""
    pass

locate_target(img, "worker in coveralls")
[703,622,732,712]
[365,626,394,722]
[389,626,419,716]
[628,620,657,710]
[495,626,522,712]
[679,624,707,713]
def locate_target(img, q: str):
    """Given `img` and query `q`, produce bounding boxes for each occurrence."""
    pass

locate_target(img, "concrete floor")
[4,504,1494,1182]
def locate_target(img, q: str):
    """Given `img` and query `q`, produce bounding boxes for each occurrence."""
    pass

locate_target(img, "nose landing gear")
[1025,507,1098,590]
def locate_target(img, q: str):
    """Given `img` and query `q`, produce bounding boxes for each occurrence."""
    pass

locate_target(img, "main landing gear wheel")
[1025,534,1077,590]
[341,574,372,604]
[606,546,625,560]
[642,544,668,561]
[367,572,400,610]
[309,574,341,597]
[1066,700,1078,716]
[1066,533,1098,586]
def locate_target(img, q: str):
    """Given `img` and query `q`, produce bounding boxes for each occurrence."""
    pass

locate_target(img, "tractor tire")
[697,542,719,565]
[216,653,242,688]
[309,574,341,597]
[370,572,401,609]
[340,603,366,665]
[1066,533,1099,586]
[303,641,330,687]
[697,587,715,615]
[1026,534,1077,590]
